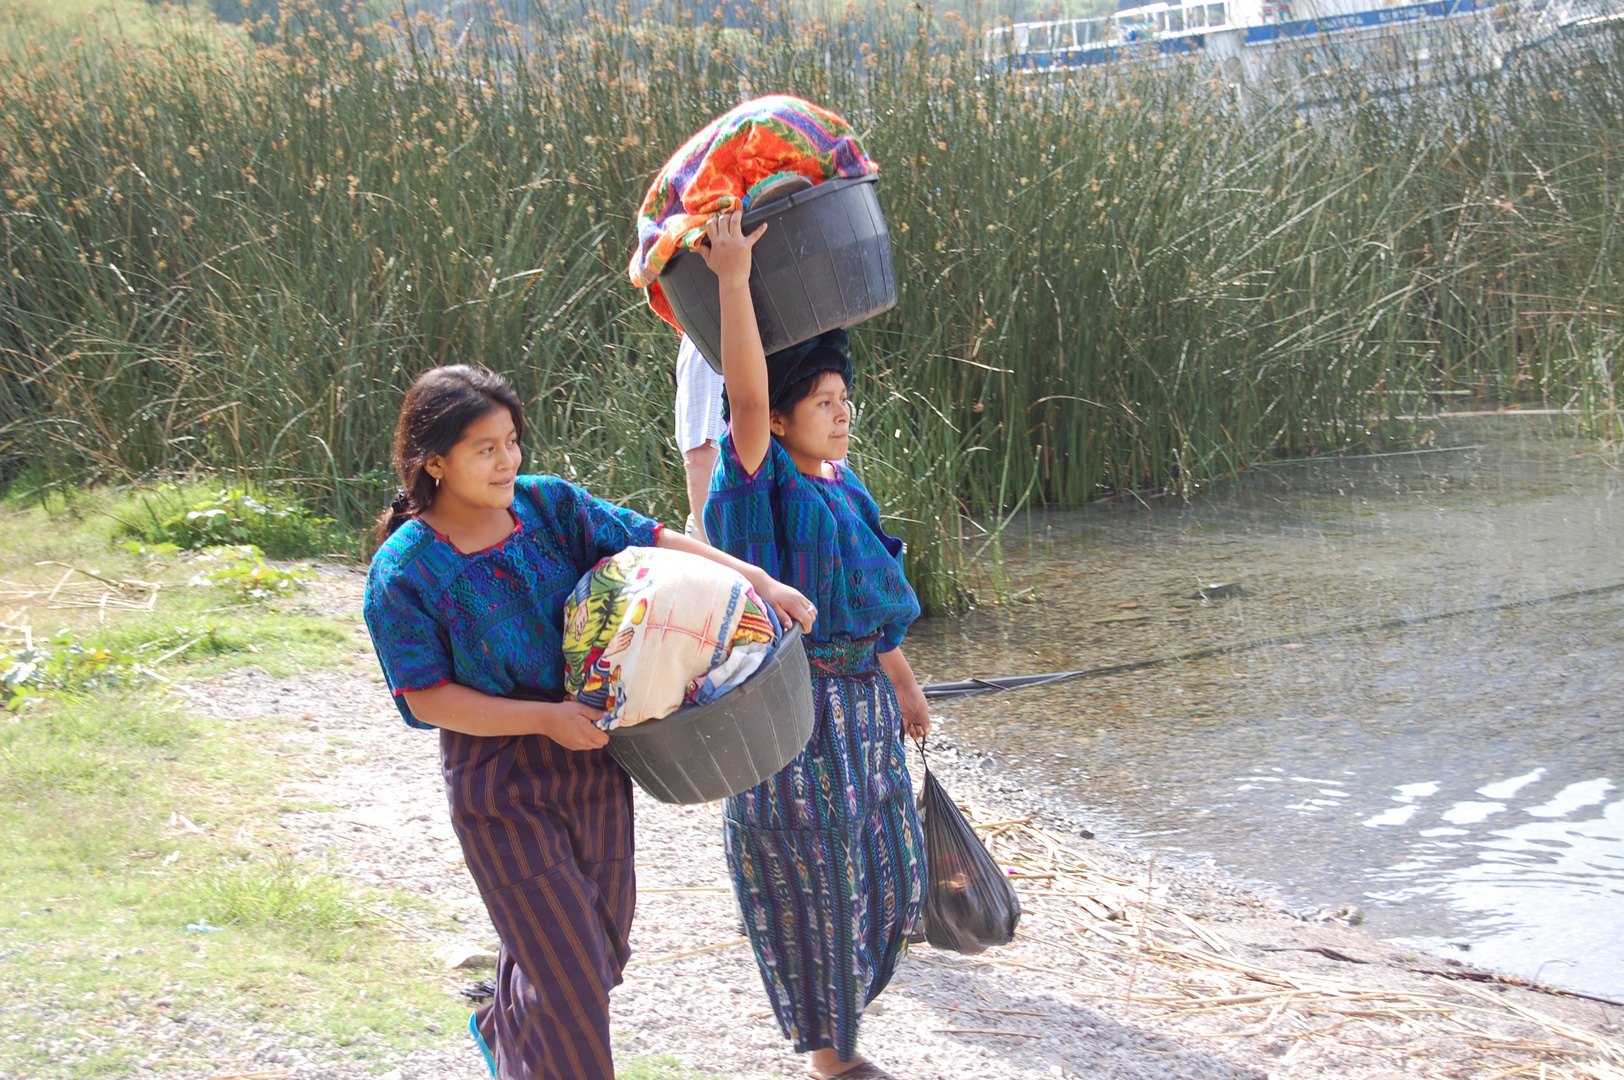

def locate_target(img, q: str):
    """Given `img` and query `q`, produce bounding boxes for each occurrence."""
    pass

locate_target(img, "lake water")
[905,415,1624,1000]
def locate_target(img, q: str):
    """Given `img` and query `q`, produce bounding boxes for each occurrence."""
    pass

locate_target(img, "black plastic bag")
[916,753,1021,955]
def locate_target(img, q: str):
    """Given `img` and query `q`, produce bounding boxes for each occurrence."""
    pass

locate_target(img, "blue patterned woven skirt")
[723,636,927,1059]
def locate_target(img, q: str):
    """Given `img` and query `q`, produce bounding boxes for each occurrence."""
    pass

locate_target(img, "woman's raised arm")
[697,209,771,473]
[656,528,815,633]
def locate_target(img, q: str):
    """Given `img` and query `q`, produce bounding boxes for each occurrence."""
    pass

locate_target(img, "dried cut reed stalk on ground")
[0,609,31,649]
[947,802,1624,1079]
[0,563,161,612]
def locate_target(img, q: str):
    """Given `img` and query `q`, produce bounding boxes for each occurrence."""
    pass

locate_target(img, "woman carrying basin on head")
[361,365,813,1080]
[699,211,933,1080]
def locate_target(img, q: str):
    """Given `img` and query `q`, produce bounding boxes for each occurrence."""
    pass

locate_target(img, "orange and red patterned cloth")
[627,95,877,330]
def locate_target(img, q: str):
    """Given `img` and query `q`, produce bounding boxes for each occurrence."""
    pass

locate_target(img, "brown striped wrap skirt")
[441,728,635,1080]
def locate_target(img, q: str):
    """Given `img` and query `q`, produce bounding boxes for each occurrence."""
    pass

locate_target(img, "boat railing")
[985,0,1621,73]
[985,2,1238,59]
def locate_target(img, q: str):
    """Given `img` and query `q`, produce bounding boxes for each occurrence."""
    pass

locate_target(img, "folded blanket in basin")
[562,546,780,730]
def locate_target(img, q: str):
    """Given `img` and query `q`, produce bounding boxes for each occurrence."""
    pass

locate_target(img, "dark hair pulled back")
[375,365,525,541]
[720,329,854,423]
[771,346,852,417]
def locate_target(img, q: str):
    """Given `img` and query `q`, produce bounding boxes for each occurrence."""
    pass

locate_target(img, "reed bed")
[1,2,1620,606]
[954,804,1624,1079]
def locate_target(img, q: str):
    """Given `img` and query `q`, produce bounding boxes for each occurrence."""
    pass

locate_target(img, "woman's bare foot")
[806,1061,896,1080]
[806,1048,867,1078]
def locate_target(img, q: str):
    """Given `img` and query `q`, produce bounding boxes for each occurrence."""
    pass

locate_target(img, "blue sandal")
[469,1011,496,1078]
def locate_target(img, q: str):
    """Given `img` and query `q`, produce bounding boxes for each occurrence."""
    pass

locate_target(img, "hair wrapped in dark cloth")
[721,329,853,421]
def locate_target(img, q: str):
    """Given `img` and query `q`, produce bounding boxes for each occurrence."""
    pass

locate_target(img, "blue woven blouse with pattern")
[703,430,919,653]
[363,476,662,729]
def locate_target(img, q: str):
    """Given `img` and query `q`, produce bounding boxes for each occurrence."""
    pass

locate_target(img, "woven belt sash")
[804,636,881,677]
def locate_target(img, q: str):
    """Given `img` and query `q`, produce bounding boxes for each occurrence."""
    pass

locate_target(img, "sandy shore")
[160,664,1624,1080]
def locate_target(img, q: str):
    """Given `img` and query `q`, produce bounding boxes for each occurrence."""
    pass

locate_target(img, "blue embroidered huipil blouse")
[363,476,662,729]
[703,431,919,653]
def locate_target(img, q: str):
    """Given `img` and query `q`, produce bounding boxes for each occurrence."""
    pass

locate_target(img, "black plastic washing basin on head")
[606,624,815,805]
[658,175,897,372]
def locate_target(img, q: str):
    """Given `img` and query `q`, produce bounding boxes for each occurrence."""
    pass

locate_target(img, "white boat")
[985,0,1622,86]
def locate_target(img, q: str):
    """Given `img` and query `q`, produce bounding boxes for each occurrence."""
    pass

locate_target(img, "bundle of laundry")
[626,94,878,330]
[562,547,782,731]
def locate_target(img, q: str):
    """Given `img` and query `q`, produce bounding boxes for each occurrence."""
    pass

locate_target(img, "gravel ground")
[152,661,1623,1080]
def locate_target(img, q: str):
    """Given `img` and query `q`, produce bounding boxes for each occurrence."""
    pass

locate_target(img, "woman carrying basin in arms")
[700,210,933,1080]
[361,365,814,1080]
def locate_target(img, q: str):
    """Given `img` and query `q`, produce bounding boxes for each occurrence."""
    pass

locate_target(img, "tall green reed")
[1,2,1620,608]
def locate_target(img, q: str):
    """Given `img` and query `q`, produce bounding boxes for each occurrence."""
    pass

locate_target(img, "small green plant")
[118,539,182,558]
[138,489,343,559]
[190,853,369,940]
[188,544,313,603]
[1,630,158,710]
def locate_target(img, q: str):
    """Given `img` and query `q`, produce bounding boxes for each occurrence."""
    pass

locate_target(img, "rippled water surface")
[905,416,1624,999]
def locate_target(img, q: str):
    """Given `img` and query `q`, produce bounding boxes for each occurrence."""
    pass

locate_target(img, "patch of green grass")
[188,854,370,946]
[0,692,471,1078]
[0,490,373,701]
[0,688,723,1079]
[0,483,363,568]
[614,1053,723,1080]
[3,605,371,707]
[0,0,237,54]
[0,0,162,44]
[0,689,193,798]
[0,492,130,568]
[58,610,364,680]
[0,487,471,1076]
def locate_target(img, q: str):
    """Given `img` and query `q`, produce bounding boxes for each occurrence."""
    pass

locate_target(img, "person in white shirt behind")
[674,334,726,541]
